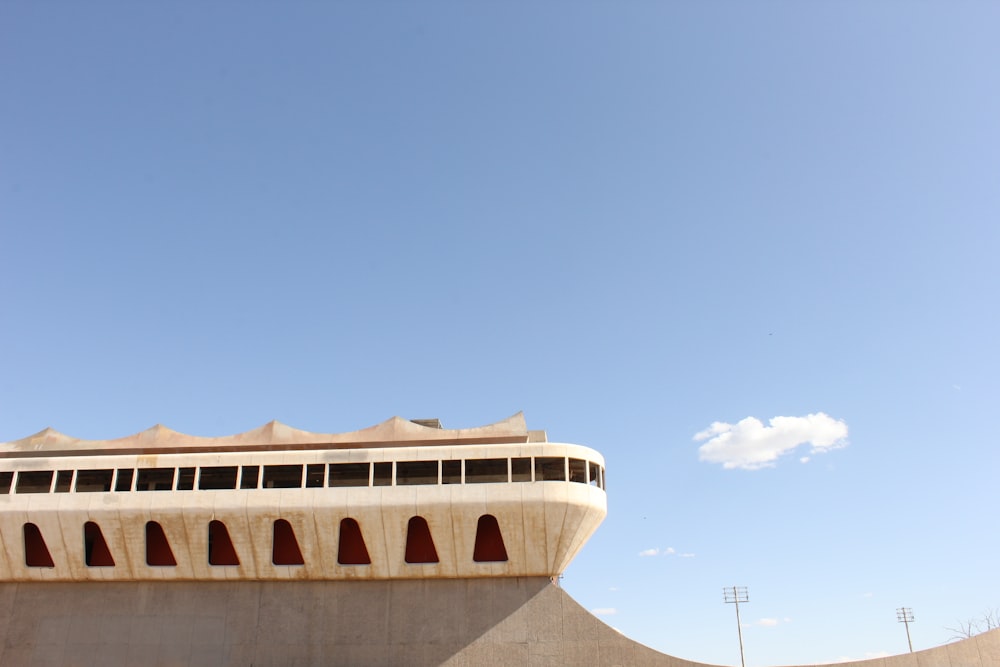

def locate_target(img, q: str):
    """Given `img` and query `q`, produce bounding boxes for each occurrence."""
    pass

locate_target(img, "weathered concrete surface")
[0,578,996,666]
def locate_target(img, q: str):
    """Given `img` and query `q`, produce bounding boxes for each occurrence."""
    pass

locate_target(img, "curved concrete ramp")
[0,578,997,666]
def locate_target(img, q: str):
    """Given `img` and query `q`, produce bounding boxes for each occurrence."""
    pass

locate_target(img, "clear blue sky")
[2,3,998,665]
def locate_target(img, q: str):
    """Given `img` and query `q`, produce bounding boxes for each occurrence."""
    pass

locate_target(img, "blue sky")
[2,2,999,664]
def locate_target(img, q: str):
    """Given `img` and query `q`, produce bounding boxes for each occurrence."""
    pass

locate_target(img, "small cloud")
[609,586,620,592]
[678,553,696,558]
[799,456,810,464]
[591,608,617,616]
[695,413,849,470]
[862,592,874,599]
[638,548,660,557]
[953,384,962,391]
[755,618,779,627]
[665,547,676,555]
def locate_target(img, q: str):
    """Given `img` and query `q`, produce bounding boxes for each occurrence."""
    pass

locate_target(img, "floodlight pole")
[724,586,749,667]
[897,607,915,653]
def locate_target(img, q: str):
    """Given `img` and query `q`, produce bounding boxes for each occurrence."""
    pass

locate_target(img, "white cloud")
[755,618,779,627]
[609,586,620,592]
[678,553,695,558]
[695,413,848,470]
[591,608,617,616]
[639,547,683,557]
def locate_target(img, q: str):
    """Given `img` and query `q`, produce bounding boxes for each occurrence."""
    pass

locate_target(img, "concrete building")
[1,416,995,666]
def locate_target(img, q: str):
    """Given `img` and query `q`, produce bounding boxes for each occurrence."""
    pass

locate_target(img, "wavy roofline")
[0,413,541,458]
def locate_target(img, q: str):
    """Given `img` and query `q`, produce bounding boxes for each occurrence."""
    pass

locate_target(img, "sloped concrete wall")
[0,578,996,666]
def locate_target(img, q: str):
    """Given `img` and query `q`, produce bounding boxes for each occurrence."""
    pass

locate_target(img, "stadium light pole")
[723,586,749,667]
[897,607,915,653]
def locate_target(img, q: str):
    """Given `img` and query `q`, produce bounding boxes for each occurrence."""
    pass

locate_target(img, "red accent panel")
[24,523,54,568]
[404,516,439,564]
[146,521,177,566]
[272,519,305,565]
[208,520,240,566]
[473,514,509,562]
[337,518,371,565]
[84,521,115,567]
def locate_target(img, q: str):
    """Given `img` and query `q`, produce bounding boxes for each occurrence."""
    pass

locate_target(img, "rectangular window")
[16,470,53,494]
[137,468,175,491]
[396,460,438,485]
[569,459,587,484]
[465,459,508,484]
[372,462,392,487]
[76,469,113,492]
[263,465,302,489]
[240,466,260,489]
[441,460,462,484]
[114,469,134,492]
[534,457,566,482]
[305,464,325,488]
[176,467,195,491]
[329,463,370,487]
[0,471,13,494]
[55,470,74,493]
[588,462,600,487]
[511,458,532,482]
[198,466,238,490]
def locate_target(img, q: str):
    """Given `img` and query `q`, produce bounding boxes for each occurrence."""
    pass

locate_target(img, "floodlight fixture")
[723,586,749,667]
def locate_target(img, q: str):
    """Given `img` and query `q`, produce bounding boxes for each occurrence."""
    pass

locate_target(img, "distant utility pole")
[723,586,749,667]
[897,607,915,653]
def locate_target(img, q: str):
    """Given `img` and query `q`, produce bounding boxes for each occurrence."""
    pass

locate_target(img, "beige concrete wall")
[0,578,996,666]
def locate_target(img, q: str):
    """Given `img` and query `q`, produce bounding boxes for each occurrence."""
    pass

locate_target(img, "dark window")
[84,521,115,567]
[372,462,392,487]
[137,468,174,491]
[569,459,587,484]
[240,466,259,489]
[588,462,601,487]
[176,467,195,491]
[16,470,53,494]
[0,471,12,494]
[208,520,239,566]
[75,469,113,492]
[263,465,302,489]
[465,459,508,484]
[396,461,438,485]
[114,469,134,492]
[600,466,606,489]
[511,458,532,482]
[24,523,54,567]
[198,466,238,490]
[272,519,305,565]
[473,514,509,562]
[305,464,325,488]
[534,457,566,481]
[337,518,371,565]
[404,516,439,564]
[441,460,462,485]
[146,521,176,566]
[55,470,74,493]
[329,463,370,487]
